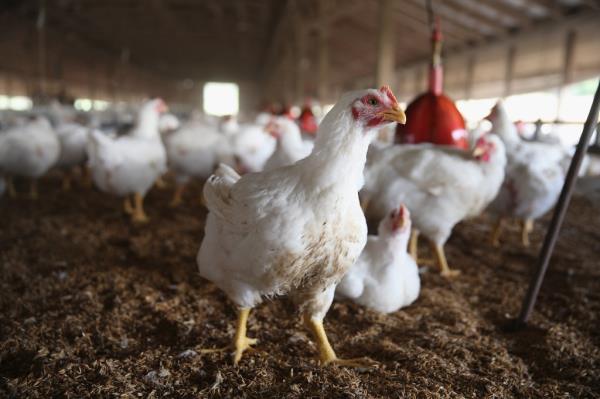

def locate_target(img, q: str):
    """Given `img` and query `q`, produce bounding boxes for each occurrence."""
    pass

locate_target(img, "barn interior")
[1,0,600,397]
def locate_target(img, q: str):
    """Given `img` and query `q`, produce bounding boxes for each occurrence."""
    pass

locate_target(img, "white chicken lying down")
[487,101,571,247]
[165,120,227,206]
[336,204,420,313]
[197,87,406,366]
[362,134,506,277]
[264,117,314,170]
[0,116,60,198]
[87,98,168,222]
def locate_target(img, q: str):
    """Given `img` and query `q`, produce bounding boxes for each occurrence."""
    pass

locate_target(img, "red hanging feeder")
[395,17,468,149]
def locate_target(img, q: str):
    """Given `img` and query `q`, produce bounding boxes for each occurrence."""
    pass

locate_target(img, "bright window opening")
[203,82,239,116]
[0,95,33,110]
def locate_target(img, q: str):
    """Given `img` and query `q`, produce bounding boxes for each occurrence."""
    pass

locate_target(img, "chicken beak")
[381,104,407,124]
[392,205,408,231]
[472,146,485,158]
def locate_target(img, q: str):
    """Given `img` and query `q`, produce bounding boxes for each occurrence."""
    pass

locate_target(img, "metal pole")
[515,79,600,326]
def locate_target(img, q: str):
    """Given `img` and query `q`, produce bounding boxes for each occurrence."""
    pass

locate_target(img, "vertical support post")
[294,15,305,105]
[504,45,516,98]
[375,0,395,88]
[515,79,600,327]
[465,55,476,100]
[36,0,47,99]
[317,0,330,104]
[557,30,577,120]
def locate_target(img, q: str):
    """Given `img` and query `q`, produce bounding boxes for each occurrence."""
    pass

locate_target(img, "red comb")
[380,86,398,104]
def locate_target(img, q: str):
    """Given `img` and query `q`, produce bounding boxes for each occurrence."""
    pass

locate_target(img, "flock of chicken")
[0,86,576,366]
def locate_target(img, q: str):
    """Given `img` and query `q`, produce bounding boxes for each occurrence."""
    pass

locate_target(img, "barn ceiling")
[0,0,598,102]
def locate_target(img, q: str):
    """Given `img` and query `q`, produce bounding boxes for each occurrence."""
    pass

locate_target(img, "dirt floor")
[1,174,599,398]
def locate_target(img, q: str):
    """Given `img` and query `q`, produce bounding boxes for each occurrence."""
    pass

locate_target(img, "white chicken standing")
[336,204,420,313]
[487,101,571,247]
[362,134,506,277]
[0,116,60,198]
[263,117,314,170]
[54,122,90,190]
[87,98,168,222]
[197,87,406,366]
[165,120,226,206]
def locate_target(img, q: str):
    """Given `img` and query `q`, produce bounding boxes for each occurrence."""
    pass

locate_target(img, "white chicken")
[159,113,181,134]
[0,116,60,198]
[263,117,314,170]
[165,120,225,206]
[87,98,168,222]
[197,86,406,366]
[54,122,90,190]
[487,101,571,247]
[362,134,506,277]
[336,204,420,313]
[230,124,276,173]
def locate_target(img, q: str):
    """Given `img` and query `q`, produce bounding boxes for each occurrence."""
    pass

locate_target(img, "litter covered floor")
[1,175,599,398]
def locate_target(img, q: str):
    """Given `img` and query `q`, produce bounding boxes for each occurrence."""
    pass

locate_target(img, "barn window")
[203,82,239,116]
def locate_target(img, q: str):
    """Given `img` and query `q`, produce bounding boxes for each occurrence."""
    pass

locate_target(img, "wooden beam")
[399,0,486,44]
[475,0,532,27]
[504,45,516,97]
[526,0,564,19]
[440,0,507,33]
[317,0,330,102]
[375,0,395,88]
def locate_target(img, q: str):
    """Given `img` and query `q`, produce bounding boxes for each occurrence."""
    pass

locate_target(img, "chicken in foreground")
[87,98,168,222]
[197,87,406,366]
[336,204,420,313]
[0,116,60,199]
[486,101,571,247]
[362,134,506,277]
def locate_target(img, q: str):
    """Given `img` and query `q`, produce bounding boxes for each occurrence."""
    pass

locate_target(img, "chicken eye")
[368,98,379,106]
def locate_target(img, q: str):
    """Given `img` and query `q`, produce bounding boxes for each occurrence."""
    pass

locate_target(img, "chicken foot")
[123,196,134,215]
[521,219,533,247]
[197,308,258,365]
[155,176,167,189]
[304,314,376,368]
[131,193,149,223]
[170,184,186,207]
[232,308,257,364]
[430,241,460,278]
[490,218,505,247]
[30,180,38,199]
[62,173,72,191]
[6,177,17,198]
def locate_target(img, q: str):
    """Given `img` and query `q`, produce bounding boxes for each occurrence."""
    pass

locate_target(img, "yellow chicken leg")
[30,180,38,200]
[6,177,17,198]
[430,242,460,277]
[521,219,533,247]
[62,173,72,191]
[304,314,375,368]
[155,176,167,189]
[409,229,420,261]
[123,196,134,215]
[131,193,149,223]
[490,218,505,247]
[233,308,257,364]
[198,308,258,364]
[170,184,185,207]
